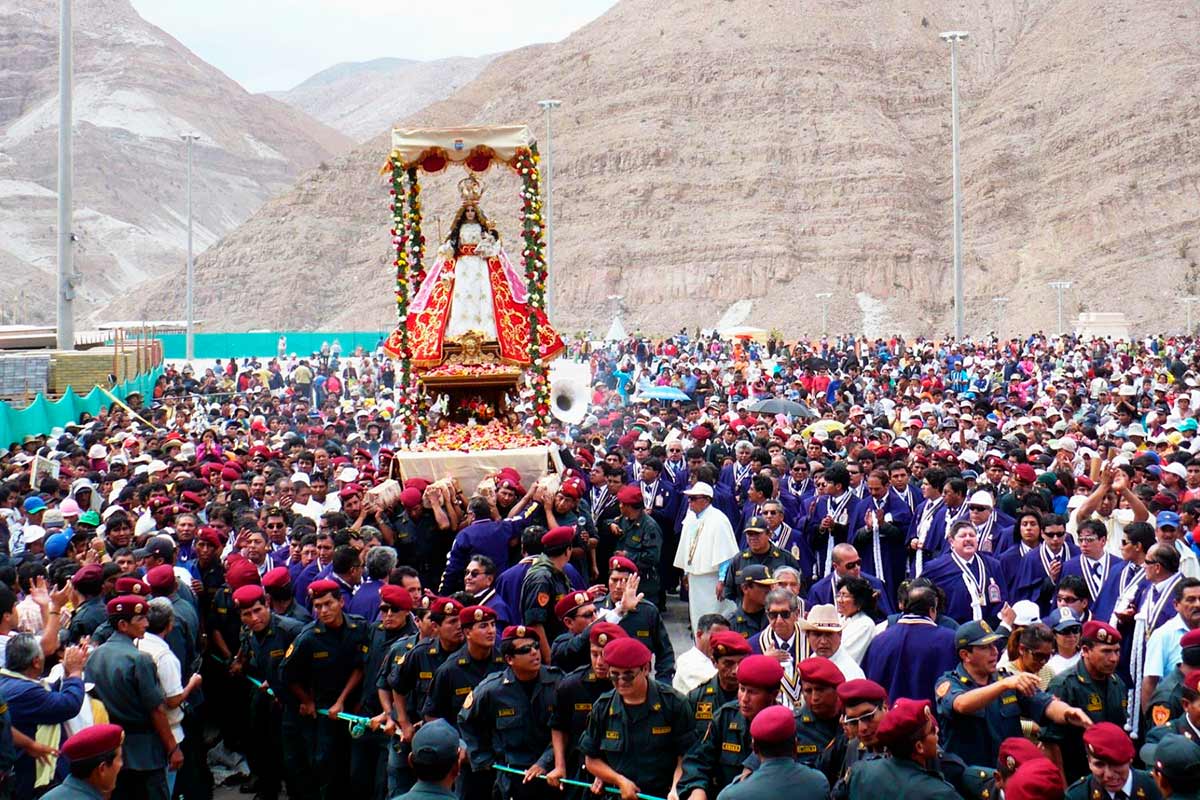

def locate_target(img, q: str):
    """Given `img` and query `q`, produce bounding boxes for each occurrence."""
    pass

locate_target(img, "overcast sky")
[131,0,618,93]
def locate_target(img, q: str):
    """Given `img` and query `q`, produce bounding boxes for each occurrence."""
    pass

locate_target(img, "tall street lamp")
[181,134,201,362]
[815,292,833,335]
[940,31,969,339]
[992,296,1009,339]
[1182,296,1200,334]
[1048,280,1072,336]
[537,99,562,318]
[57,0,75,350]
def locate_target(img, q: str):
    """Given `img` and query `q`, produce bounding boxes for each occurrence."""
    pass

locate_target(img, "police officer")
[686,632,750,735]
[1146,629,1200,733]
[519,527,575,661]
[959,737,1048,800]
[87,594,181,800]
[281,578,372,798]
[66,564,107,644]
[264,565,313,623]
[1150,734,1200,799]
[352,583,417,800]
[719,516,800,605]
[1064,722,1160,800]
[382,596,445,797]
[821,678,888,797]
[548,590,600,673]
[232,583,309,800]
[1042,621,1130,784]
[847,698,959,800]
[548,622,627,795]
[716,705,830,800]
[42,724,125,800]
[936,620,1090,769]
[794,656,846,767]
[583,637,696,800]
[725,565,775,640]
[595,556,676,681]
[610,484,663,603]
[458,625,563,799]
[678,655,784,799]
[394,719,465,800]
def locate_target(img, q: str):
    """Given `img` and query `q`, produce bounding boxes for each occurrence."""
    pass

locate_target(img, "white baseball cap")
[683,482,714,498]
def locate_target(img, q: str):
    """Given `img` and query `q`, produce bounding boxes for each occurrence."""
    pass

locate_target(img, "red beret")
[736,654,785,689]
[1005,758,1066,800]
[497,477,526,495]
[1076,476,1095,490]
[233,584,266,609]
[379,584,413,611]
[107,594,148,620]
[71,564,105,588]
[574,450,595,468]
[226,560,261,590]
[429,597,461,617]
[248,445,271,460]
[749,704,796,744]
[589,622,627,647]
[114,576,151,596]
[180,491,205,507]
[458,605,497,626]
[1082,620,1122,645]
[307,579,342,599]
[997,737,1048,774]
[145,565,177,596]
[60,723,124,762]
[1083,722,1135,764]
[617,432,638,450]
[608,555,638,575]
[985,456,1009,471]
[541,526,574,550]
[798,656,846,687]
[1185,670,1200,693]
[559,477,585,500]
[875,698,934,749]
[690,425,710,441]
[837,679,888,706]
[220,466,241,482]
[399,488,422,510]
[197,527,223,547]
[147,496,172,510]
[502,624,534,642]
[603,637,652,669]
[262,566,292,590]
[555,591,594,620]
[709,631,752,659]
[495,468,520,486]
[353,448,371,460]
[1013,464,1038,483]
[1182,629,1200,650]
[616,485,643,505]
[338,483,363,499]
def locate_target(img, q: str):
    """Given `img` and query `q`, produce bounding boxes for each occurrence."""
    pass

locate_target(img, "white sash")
[1127,573,1181,738]
[1039,543,1065,580]
[952,552,987,621]
[893,485,915,512]
[734,463,751,488]
[975,514,996,553]
[641,480,659,512]
[823,492,853,576]
[869,496,887,583]
[1081,556,1110,604]
[914,499,943,574]
[665,460,684,482]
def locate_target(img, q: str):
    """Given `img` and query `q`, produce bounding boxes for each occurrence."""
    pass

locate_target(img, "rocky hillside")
[110,0,1200,336]
[0,0,351,324]
[269,55,496,142]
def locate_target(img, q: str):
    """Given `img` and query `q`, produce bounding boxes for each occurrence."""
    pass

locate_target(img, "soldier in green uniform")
[724,564,775,640]
[1140,670,1200,765]
[959,737,1047,800]
[1146,629,1200,732]
[519,527,575,662]
[281,578,372,799]
[41,724,125,800]
[66,564,107,644]
[1064,722,1162,800]
[594,557,676,681]
[686,632,749,735]
[1043,621,1130,784]
[583,637,696,800]
[1150,734,1200,799]
[794,656,846,767]
[394,719,464,800]
[610,484,663,602]
[821,678,888,797]
[548,590,600,673]
[547,622,627,796]
[458,625,563,799]
[231,584,309,800]
[386,596,463,797]
[719,516,800,605]
[936,620,1090,769]
[716,704,830,800]
[847,698,959,800]
[86,594,181,800]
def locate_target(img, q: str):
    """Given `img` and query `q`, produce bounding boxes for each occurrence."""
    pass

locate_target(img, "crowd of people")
[2,330,1200,800]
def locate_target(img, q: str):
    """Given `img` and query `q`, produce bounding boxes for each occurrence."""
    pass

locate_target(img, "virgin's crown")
[458,174,485,204]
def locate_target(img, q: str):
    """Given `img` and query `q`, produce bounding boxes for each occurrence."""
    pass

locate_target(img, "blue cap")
[44,532,71,559]
[410,719,463,766]
[22,496,47,515]
[1158,511,1181,529]
[1044,607,1083,632]
[955,620,1004,650]
[962,469,979,480]
[1181,419,1199,433]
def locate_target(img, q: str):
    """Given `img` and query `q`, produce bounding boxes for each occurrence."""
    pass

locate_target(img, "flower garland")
[389,164,426,442]
[515,145,552,436]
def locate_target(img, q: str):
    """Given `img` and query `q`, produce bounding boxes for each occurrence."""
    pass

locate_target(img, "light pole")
[181,134,200,362]
[1183,296,1200,334]
[537,99,561,317]
[815,292,833,335]
[992,296,1009,339]
[940,31,969,340]
[1048,280,1072,336]
[56,0,75,350]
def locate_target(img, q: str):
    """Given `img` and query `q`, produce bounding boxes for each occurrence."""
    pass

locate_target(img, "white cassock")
[675,504,739,631]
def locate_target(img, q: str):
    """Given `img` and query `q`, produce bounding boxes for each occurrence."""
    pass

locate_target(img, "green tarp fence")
[0,366,164,448]
[141,332,391,361]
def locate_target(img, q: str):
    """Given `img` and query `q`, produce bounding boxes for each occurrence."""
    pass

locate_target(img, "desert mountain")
[109,0,1200,337]
[0,0,351,324]
[269,55,496,142]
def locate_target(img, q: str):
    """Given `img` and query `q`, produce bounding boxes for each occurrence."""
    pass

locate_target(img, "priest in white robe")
[675,482,739,631]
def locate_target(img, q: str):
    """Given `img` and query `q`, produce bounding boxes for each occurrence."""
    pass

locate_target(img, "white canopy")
[390,125,535,170]
[605,316,627,342]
